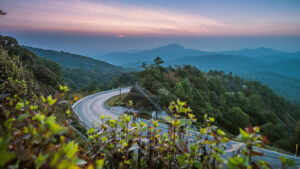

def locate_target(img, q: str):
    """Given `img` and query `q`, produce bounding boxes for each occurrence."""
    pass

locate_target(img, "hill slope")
[25,46,125,90]
[101,44,300,105]
[25,46,123,72]
[127,62,300,151]
[0,35,63,93]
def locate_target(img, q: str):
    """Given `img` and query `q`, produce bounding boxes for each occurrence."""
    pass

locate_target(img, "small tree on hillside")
[154,56,164,66]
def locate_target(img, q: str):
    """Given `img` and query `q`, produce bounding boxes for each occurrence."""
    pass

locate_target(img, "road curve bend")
[72,87,131,128]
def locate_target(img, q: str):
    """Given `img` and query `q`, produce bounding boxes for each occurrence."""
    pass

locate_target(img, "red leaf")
[246,125,254,134]
[261,135,270,144]
[250,150,264,156]
[175,138,189,153]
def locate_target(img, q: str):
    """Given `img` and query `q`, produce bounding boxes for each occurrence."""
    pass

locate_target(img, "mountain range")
[25,44,300,105]
[97,44,300,105]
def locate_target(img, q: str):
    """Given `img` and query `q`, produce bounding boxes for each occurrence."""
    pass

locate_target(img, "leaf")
[0,151,16,166]
[34,154,49,168]
[175,138,189,153]
[96,158,104,169]
[226,143,243,152]
[250,150,264,156]
[253,126,260,133]
[102,137,108,142]
[260,135,270,144]
[176,155,186,165]
[75,158,87,166]
[204,114,207,120]
[17,114,29,121]
[153,120,159,128]
[246,126,254,134]
[66,110,70,115]
[129,144,139,151]
[217,129,226,136]
[0,137,16,166]
[15,102,24,110]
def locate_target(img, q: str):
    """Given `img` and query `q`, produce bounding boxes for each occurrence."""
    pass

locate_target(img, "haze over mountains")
[97,44,300,105]
[24,43,300,105]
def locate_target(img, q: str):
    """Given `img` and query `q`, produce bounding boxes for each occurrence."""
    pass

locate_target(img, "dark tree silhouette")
[0,10,6,16]
[154,56,164,66]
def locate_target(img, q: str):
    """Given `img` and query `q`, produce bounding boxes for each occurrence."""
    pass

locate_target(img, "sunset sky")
[1,0,300,55]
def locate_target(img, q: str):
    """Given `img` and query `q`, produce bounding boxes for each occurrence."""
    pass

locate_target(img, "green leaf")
[176,155,185,165]
[0,151,15,166]
[15,102,24,110]
[34,154,49,168]
[0,137,16,166]
[96,158,104,169]
[17,114,29,121]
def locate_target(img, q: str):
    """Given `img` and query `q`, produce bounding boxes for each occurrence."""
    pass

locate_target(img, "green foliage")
[0,35,63,91]
[25,46,127,91]
[1,47,298,168]
[128,59,300,152]
[225,107,250,134]
[0,48,84,168]
[85,100,287,169]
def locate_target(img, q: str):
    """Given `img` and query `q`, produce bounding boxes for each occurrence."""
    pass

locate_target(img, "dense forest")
[25,46,125,90]
[0,35,63,94]
[126,58,300,152]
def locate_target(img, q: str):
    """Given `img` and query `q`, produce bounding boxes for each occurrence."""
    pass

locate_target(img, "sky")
[1,0,300,56]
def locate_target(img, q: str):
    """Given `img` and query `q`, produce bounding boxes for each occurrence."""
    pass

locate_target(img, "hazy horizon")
[2,32,300,57]
[1,0,300,56]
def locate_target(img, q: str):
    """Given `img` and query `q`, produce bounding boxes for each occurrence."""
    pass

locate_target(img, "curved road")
[72,87,131,128]
[72,88,300,168]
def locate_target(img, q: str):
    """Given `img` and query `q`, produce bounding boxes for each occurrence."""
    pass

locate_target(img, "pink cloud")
[0,0,225,36]
[0,0,299,36]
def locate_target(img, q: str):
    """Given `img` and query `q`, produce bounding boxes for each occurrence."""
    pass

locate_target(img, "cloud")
[1,0,299,37]
[0,0,226,36]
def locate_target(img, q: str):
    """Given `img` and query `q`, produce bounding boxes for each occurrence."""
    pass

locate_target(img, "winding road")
[72,87,300,168]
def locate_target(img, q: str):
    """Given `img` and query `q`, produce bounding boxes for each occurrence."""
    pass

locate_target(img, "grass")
[106,93,128,107]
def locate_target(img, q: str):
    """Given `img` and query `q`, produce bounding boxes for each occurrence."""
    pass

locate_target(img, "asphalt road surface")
[72,88,300,168]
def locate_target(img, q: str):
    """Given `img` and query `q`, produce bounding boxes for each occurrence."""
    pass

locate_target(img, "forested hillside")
[126,58,300,151]
[100,44,300,105]
[25,46,123,71]
[25,46,125,90]
[0,35,63,93]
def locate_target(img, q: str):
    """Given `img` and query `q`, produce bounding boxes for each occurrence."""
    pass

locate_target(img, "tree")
[0,10,6,16]
[154,56,164,66]
[225,107,250,134]
[261,122,285,141]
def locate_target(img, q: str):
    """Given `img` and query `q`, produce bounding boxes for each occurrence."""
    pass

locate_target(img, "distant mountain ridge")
[97,43,300,67]
[98,43,212,65]
[25,46,123,72]
[96,44,300,105]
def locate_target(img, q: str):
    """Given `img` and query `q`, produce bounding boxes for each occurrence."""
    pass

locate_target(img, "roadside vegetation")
[126,57,300,152]
[106,93,128,107]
